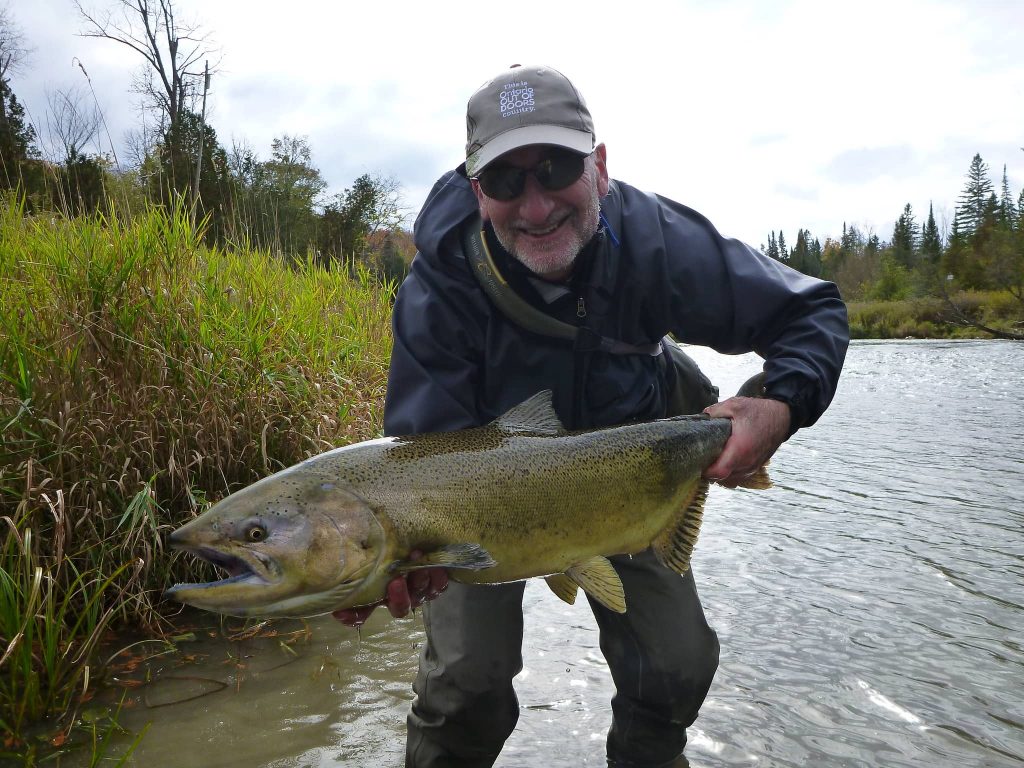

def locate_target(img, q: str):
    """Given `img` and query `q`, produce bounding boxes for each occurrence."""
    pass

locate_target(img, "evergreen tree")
[920,202,943,263]
[790,229,808,273]
[151,111,230,241]
[891,203,917,268]
[999,164,1017,228]
[777,230,788,263]
[954,153,994,235]
[809,237,823,277]
[0,80,37,188]
[765,231,779,260]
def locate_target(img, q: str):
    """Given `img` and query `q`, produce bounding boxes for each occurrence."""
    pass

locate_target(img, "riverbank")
[0,199,394,764]
[848,292,1023,339]
[2,202,1021,763]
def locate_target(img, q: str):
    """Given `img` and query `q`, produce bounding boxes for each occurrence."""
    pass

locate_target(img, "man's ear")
[594,143,609,197]
[470,178,491,222]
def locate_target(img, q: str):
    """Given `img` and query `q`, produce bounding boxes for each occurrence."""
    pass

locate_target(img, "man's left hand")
[702,397,791,487]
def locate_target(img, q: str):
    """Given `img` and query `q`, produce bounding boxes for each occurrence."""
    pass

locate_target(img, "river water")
[70,340,1023,767]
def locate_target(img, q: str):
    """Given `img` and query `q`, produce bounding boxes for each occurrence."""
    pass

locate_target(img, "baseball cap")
[464,64,595,177]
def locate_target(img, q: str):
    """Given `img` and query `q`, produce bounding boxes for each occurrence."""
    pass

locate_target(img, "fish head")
[165,468,388,617]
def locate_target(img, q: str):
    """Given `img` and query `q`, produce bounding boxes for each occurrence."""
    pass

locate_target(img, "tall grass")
[847,291,1024,339]
[0,194,394,757]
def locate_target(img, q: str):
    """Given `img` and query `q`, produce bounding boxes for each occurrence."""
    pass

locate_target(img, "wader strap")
[461,223,662,357]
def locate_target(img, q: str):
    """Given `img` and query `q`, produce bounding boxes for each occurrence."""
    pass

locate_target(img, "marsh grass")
[848,291,1023,339]
[0,194,394,759]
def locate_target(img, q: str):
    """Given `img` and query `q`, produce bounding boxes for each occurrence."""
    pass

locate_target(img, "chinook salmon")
[166,388,769,618]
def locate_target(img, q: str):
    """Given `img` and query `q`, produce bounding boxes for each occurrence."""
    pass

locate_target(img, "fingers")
[426,566,449,599]
[332,603,379,628]
[702,396,789,486]
[331,549,451,627]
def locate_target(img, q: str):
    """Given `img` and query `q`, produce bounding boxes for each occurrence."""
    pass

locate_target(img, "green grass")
[848,291,1023,339]
[0,194,394,760]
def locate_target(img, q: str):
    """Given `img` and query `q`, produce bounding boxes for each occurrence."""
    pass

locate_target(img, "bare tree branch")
[45,85,101,162]
[74,0,219,128]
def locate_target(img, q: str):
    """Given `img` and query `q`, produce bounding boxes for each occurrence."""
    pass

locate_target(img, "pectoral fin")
[544,574,579,605]
[566,556,626,613]
[393,543,496,573]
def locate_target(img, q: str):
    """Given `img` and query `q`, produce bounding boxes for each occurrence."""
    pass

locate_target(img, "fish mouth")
[166,546,273,594]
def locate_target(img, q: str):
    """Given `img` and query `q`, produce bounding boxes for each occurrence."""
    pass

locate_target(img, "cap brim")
[466,125,594,176]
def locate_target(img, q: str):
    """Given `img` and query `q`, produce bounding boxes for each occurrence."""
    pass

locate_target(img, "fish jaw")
[164,466,391,618]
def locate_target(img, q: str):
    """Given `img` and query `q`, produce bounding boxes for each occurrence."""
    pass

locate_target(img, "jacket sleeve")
[620,187,849,431]
[382,249,486,437]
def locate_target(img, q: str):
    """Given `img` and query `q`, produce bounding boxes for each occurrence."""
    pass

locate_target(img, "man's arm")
[611,185,849,481]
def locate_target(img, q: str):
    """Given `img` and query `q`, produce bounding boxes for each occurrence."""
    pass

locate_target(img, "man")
[336,64,849,767]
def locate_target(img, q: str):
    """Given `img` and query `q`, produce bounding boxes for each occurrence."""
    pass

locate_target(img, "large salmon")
[166,388,768,618]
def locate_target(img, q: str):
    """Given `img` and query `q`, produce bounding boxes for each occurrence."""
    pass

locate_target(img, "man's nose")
[516,175,557,223]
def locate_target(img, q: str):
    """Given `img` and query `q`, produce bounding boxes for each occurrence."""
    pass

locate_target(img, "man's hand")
[332,550,449,628]
[702,396,791,487]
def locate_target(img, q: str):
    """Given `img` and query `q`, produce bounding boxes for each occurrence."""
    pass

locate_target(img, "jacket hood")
[413,170,479,260]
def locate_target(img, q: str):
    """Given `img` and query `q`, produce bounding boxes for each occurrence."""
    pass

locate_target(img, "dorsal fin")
[493,390,566,435]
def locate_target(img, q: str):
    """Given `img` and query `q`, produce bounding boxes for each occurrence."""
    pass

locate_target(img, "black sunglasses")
[474,150,588,202]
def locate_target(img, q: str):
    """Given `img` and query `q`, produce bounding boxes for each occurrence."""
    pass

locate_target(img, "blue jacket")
[384,170,849,436]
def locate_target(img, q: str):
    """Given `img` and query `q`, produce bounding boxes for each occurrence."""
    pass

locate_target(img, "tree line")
[2,2,1021,310]
[0,1,413,281]
[761,152,1024,318]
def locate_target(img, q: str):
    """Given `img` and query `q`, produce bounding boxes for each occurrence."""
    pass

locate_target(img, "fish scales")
[165,390,760,618]
[333,418,730,584]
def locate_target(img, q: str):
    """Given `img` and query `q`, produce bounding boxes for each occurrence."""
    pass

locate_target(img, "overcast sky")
[9,0,1024,249]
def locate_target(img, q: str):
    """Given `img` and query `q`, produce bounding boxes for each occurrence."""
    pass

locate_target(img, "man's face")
[471,143,609,281]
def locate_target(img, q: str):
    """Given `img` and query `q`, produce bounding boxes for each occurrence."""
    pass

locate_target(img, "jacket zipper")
[572,295,588,428]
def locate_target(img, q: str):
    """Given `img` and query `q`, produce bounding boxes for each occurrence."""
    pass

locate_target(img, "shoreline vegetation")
[1,198,393,763]
[0,201,1021,764]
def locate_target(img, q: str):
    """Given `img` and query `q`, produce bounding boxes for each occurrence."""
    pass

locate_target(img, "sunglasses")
[474,150,588,202]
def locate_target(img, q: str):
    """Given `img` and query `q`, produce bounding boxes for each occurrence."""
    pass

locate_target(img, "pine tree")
[0,80,37,188]
[809,237,823,277]
[791,229,809,273]
[999,164,1017,228]
[920,202,943,263]
[954,153,995,235]
[765,231,779,260]
[891,203,917,268]
[777,231,788,262]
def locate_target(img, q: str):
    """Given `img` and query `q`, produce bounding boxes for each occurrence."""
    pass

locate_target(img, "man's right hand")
[332,552,449,628]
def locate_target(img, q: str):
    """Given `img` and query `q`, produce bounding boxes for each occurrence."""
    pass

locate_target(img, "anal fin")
[566,556,626,613]
[545,574,579,605]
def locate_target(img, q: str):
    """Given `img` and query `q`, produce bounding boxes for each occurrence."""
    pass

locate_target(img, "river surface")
[69,340,1023,767]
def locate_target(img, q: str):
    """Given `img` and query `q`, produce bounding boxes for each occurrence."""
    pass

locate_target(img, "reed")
[848,291,1023,339]
[0,192,394,758]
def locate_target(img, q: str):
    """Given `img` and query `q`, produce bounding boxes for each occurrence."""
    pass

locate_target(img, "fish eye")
[246,524,268,542]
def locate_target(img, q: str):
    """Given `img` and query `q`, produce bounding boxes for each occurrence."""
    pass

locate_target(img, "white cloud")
[9,0,1024,246]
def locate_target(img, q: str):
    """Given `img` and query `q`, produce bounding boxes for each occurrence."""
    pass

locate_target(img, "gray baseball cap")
[464,64,595,177]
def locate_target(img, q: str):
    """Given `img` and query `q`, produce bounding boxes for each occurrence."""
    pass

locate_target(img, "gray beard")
[492,185,602,278]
